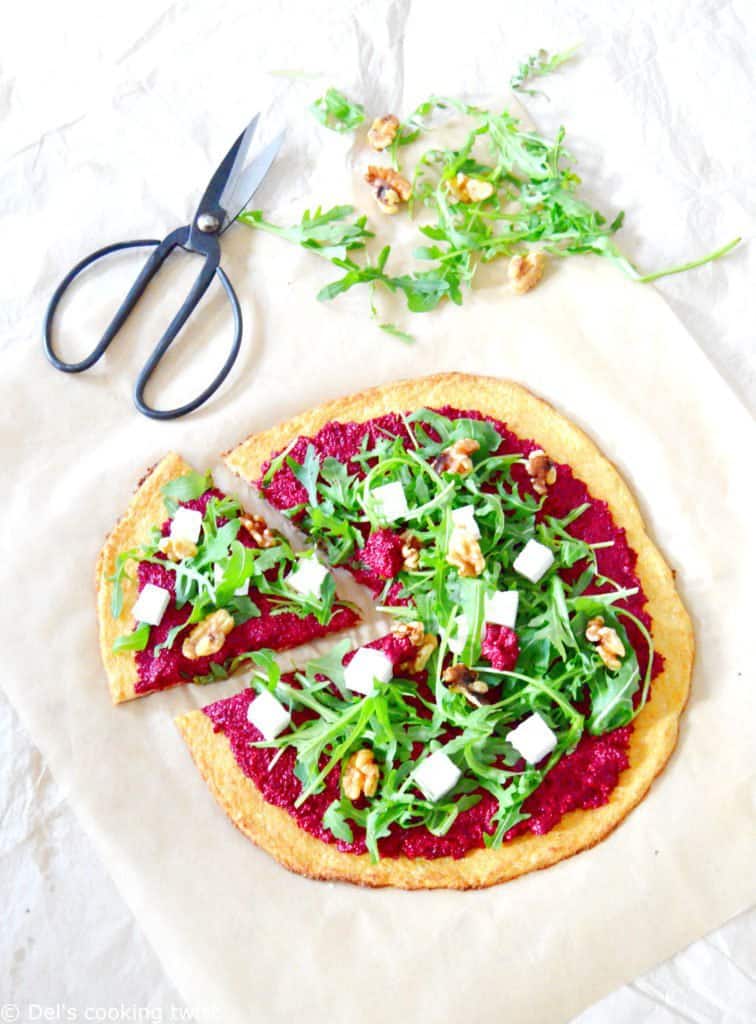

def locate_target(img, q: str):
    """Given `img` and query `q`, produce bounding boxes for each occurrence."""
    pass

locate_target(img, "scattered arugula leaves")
[310,88,365,133]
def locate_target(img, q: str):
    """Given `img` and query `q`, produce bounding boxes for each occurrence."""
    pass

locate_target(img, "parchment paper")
[2,5,755,1021]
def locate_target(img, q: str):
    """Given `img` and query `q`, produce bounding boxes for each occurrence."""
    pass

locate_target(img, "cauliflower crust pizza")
[167,373,694,890]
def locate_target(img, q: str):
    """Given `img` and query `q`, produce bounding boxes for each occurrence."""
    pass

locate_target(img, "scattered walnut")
[159,536,197,562]
[364,165,412,214]
[445,172,495,204]
[508,251,546,295]
[342,748,380,801]
[442,664,494,708]
[585,616,626,671]
[394,620,438,673]
[400,530,422,571]
[433,437,480,476]
[367,114,400,151]
[525,448,557,496]
[182,609,235,660]
[239,514,277,549]
[447,526,485,578]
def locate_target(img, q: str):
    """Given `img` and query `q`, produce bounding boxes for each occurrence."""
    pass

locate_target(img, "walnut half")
[159,536,197,562]
[442,664,494,708]
[367,114,400,151]
[525,448,557,496]
[239,514,277,549]
[400,530,422,571]
[342,748,380,801]
[585,616,626,671]
[434,437,480,476]
[394,621,438,673]
[364,165,412,214]
[445,172,495,204]
[447,526,485,578]
[182,609,235,660]
[508,251,546,295]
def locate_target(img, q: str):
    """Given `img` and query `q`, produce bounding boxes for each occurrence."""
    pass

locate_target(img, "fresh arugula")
[309,88,365,133]
[241,56,739,333]
[113,622,150,652]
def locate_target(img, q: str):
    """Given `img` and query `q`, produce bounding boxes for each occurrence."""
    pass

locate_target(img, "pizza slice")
[192,373,692,889]
[96,452,358,703]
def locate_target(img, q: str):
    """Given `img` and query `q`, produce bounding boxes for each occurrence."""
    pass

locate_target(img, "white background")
[2,0,754,1020]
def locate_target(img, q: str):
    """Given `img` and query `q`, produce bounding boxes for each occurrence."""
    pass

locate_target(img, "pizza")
[171,374,693,889]
[96,452,358,703]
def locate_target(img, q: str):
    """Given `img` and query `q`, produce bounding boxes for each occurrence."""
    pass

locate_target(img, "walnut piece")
[442,664,493,707]
[367,114,400,151]
[239,514,277,549]
[447,526,485,578]
[525,448,557,496]
[159,536,197,562]
[364,165,412,214]
[445,172,495,204]
[394,621,438,672]
[182,609,235,660]
[585,616,626,671]
[434,437,480,476]
[400,530,422,571]
[342,748,380,801]
[508,251,546,295]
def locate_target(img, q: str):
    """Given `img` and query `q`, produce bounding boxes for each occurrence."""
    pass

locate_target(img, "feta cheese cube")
[286,556,329,597]
[246,689,291,741]
[451,504,480,539]
[513,539,554,584]
[132,584,170,627]
[344,647,394,696]
[506,713,557,764]
[413,751,462,802]
[447,613,470,655]
[485,590,519,629]
[170,506,203,543]
[371,481,409,522]
[213,563,249,597]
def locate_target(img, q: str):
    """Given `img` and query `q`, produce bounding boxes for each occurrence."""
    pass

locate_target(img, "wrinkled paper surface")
[1,1,755,1021]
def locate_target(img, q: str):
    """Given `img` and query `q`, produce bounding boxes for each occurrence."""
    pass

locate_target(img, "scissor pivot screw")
[197,213,221,233]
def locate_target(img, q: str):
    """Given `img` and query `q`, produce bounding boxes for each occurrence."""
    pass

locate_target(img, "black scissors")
[43,115,283,420]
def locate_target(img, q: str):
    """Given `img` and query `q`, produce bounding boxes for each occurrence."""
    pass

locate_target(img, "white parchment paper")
[1,1,755,1021]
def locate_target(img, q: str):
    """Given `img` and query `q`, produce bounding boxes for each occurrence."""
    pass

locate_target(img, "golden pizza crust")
[96,452,196,704]
[175,373,693,889]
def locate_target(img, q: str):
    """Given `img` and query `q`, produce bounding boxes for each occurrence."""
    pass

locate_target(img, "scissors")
[43,115,283,420]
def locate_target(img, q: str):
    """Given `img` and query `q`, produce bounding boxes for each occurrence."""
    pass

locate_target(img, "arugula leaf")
[113,622,150,652]
[108,550,137,618]
[379,322,414,344]
[239,206,373,261]
[310,88,365,133]
[587,656,640,735]
[323,800,355,843]
[510,46,579,97]
[288,444,321,506]
[227,595,260,626]
[306,639,351,691]
[161,471,212,509]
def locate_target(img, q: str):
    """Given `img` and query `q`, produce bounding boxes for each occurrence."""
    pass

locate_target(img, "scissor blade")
[193,114,260,232]
[217,130,285,232]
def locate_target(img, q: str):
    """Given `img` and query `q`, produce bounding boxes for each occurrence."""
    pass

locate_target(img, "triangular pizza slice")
[96,452,358,703]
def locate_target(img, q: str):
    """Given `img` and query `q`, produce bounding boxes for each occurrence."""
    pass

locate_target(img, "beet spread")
[133,491,358,694]
[203,409,661,859]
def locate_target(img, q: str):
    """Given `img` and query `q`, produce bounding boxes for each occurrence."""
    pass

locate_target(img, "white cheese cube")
[451,504,480,539]
[213,563,249,597]
[447,614,470,655]
[344,647,394,696]
[170,506,203,543]
[506,713,557,764]
[485,590,519,629]
[246,689,291,741]
[132,584,170,626]
[371,481,409,522]
[513,539,554,584]
[286,556,329,597]
[413,751,462,802]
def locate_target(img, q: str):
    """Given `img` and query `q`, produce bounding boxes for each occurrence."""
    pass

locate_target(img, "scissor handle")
[43,227,243,420]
